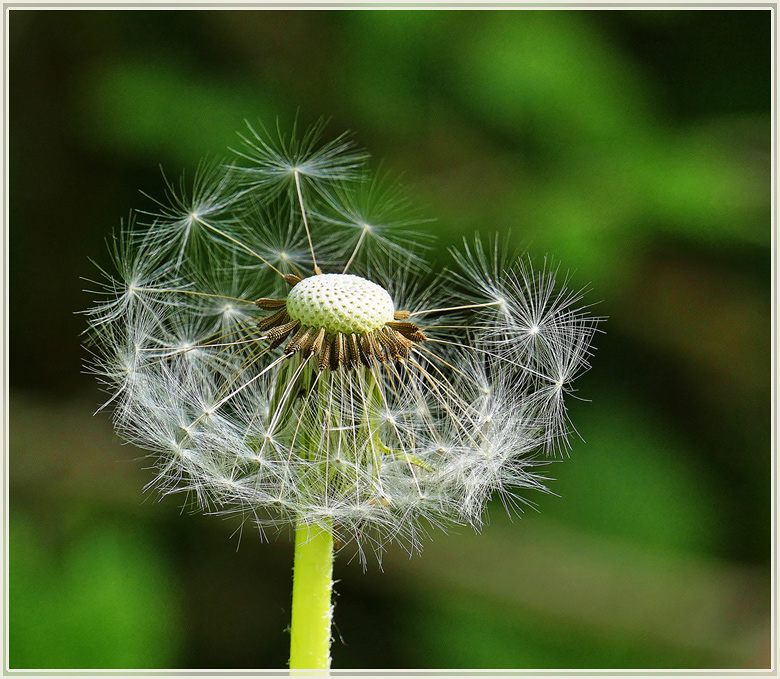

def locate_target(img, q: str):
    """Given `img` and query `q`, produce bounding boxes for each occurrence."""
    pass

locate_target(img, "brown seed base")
[255,297,426,371]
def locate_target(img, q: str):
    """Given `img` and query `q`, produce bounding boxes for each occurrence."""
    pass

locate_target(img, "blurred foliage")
[536,388,722,555]
[8,8,771,670]
[10,516,183,668]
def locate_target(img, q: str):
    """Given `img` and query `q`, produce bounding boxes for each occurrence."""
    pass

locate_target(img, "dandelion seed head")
[84,120,602,563]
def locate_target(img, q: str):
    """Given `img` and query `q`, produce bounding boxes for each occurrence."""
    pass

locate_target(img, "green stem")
[289,519,335,670]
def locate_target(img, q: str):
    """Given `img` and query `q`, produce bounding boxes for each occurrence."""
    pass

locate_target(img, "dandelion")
[84,120,601,670]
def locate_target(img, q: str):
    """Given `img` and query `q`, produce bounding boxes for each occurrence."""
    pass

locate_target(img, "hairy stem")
[289,519,334,670]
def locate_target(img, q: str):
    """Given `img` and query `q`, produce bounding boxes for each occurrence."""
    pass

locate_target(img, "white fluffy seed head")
[285,273,395,334]
[84,125,601,563]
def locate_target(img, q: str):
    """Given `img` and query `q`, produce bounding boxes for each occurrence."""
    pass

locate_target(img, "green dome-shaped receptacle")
[285,274,395,335]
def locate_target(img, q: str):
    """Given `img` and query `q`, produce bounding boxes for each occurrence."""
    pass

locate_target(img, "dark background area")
[8,9,772,670]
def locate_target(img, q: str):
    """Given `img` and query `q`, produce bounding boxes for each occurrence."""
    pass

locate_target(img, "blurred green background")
[8,9,771,670]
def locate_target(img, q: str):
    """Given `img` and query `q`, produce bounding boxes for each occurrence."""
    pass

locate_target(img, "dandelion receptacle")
[84,120,601,670]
